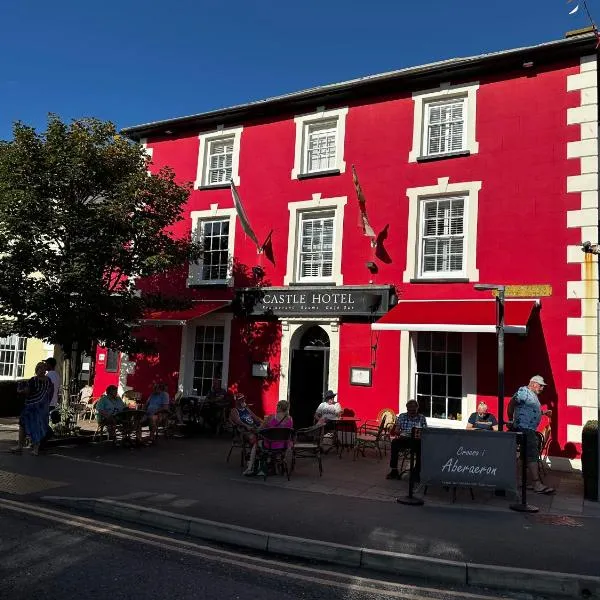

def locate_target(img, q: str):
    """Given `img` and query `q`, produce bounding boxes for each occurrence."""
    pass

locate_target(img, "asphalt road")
[0,500,545,600]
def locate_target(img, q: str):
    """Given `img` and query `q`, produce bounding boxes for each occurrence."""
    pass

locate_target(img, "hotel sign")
[236,286,394,318]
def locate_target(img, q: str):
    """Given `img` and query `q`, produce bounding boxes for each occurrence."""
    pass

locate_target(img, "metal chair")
[354,415,388,460]
[257,427,294,480]
[292,424,324,476]
[227,425,250,473]
[333,420,357,458]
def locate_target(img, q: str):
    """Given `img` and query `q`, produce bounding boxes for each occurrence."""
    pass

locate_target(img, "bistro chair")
[227,425,250,473]
[334,419,357,458]
[153,408,177,440]
[292,424,325,476]
[257,427,295,481]
[354,415,387,460]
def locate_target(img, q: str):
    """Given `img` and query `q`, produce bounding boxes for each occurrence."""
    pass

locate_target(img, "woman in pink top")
[261,400,293,450]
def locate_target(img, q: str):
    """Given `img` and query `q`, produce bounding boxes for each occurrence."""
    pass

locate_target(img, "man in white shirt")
[314,390,342,423]
[45,357,61,410]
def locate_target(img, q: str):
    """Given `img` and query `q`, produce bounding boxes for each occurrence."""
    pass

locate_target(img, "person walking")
[508,375,554,495]
[45,357,61,413]
[11,362,54,455]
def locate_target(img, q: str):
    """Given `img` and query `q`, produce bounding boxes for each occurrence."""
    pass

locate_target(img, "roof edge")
[123,33,597,140]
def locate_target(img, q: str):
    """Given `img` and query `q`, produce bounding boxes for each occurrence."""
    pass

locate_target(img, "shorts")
[516,428,539,462]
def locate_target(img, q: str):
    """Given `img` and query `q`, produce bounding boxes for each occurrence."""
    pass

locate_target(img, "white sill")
[187,279,232,287]
[428,418,465,429]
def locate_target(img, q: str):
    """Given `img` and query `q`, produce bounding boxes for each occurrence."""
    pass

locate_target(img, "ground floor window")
[0,335,27,379]
[415,332,463,421]
[193,325,224,396]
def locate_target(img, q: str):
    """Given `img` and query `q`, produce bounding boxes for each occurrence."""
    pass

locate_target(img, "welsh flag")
[230,180,260,248]
[352,165,376,240]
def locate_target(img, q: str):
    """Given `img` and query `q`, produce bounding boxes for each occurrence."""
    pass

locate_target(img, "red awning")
[372,299,539,334]
[143,301,230,325]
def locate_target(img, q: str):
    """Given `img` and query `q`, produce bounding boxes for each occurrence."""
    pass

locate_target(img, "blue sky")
[0,0,593,139]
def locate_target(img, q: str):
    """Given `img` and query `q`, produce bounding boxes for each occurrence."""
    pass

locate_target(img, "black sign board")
[420,428,518,492]
[236,285,394,318]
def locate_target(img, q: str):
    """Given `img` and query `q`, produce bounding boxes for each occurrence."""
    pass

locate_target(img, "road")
[0,498,544,600]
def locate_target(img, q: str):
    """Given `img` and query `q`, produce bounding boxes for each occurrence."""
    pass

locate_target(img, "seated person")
[80,384,93,405]
[467,402,498,431]
[96,385,125,438]
[230,394,262,476]
[144,383,170,442]
[314,390,342,424]
[261,400,294,449]
[386,400,427,482]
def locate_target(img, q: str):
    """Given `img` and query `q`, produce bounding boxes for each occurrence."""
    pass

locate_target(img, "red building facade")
[95,34,599,469]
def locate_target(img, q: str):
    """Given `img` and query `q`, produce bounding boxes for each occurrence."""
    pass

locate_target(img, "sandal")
[534,485,555,495]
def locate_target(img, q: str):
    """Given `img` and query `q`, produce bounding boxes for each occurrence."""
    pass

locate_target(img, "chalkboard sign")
[420,429,518,492]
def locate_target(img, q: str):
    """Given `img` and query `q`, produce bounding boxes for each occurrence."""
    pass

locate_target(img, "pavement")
[0,420,599,591]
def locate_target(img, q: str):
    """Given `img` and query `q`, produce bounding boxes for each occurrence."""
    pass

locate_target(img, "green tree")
[0,115,201,392]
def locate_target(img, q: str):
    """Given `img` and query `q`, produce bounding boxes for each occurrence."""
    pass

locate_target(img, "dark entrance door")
[289,326,330,429]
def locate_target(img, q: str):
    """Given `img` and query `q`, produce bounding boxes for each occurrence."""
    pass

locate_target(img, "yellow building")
[0,335,55,380]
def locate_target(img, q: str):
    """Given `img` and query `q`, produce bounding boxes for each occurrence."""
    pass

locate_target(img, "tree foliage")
[0,115,201,354]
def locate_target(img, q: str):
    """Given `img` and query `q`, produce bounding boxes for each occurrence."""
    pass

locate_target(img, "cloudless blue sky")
[0,0,594,139]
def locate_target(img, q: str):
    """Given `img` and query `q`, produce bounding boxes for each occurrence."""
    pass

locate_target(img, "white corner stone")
[568,138,598,159]
[582,371,599,390]
[567,70,598,91]
[567,173,598,193]
[582,87,599,105]
[567,424,583,444]
[567,353,598,372]
[567,317,597,337]
[567,208,599,228]
[581,156,599,174]
[581,190,599,209]
[567,104,598,125]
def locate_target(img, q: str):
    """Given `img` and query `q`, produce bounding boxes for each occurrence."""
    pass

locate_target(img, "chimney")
[565,25,595,38]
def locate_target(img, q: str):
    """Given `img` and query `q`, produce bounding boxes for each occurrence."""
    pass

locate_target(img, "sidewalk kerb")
[41,495,600,598]
[267,533,361,567]
[467,562,600,598]
[361,548,466,585]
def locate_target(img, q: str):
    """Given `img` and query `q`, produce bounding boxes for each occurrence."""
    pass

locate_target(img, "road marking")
[49,453,183,476]
[0,497,500,600]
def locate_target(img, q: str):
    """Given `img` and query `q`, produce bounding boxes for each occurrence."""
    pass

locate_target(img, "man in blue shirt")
[467,402,498,431]
[508,375,554,495]
[386,400,427,482]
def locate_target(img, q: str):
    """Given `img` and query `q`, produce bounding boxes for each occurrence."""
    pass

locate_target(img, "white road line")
[0,497,498,600]
[49,453,183,476]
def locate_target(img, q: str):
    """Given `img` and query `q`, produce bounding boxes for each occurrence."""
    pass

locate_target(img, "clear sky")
[0,0,593,139]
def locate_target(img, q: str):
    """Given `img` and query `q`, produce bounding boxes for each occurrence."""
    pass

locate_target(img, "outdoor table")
[114,409,146,445]
[331,418,359,457]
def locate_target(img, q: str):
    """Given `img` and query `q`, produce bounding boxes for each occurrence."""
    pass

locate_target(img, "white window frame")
[403,178,481,283]
[291,107,348,179]
[284,194,346,285]
[398,331,477,430]
[417,195,467,280]
[0,334,27,380]
[296,209,336,283]
[408,81,479,162]
[189,204,237,286]
[423,98,468,157]
[195,126,243,188]
[178,314,232,397]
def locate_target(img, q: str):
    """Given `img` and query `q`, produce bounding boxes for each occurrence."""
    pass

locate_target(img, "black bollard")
[397,427,424,506]
[509,432,539,513]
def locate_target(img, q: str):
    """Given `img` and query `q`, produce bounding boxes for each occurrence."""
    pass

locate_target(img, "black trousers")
[390,437,421,475]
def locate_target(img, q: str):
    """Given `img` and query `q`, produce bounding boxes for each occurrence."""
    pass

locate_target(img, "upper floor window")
[0,335,26,379]
[105,349,119,373]
[419,196,465,277]
[207,138,234,185]
[200,218,230,281]
[292,107,348,179]
[403,178,481,283]
[424,99,466,156]
[195,126,243,188]
[189,205,237,286]
[298,210,335,281]
[284,194,346,285]
[409,82,479,163]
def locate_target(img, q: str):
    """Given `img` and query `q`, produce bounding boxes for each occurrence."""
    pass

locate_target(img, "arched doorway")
[289,325,330,428]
